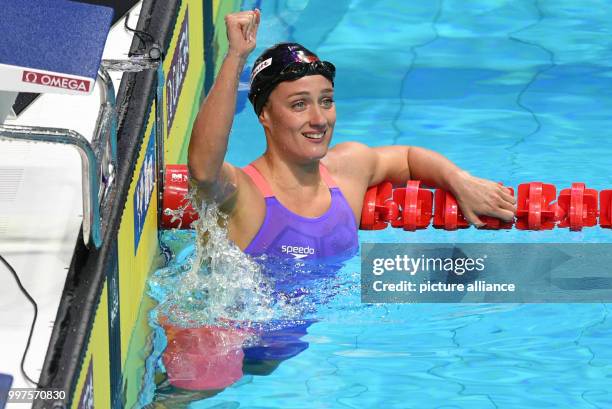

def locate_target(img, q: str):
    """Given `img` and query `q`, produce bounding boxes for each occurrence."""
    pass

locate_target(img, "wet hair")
[248,43,336,116]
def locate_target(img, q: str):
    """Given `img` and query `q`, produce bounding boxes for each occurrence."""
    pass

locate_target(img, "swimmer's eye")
[291,100,306,110]
[321,97,334,108]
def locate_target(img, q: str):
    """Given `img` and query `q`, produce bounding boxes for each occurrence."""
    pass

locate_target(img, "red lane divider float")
[433,189,469,230]
[557,183,598,231]
[160,164,610,231]
[161,165,199,229]
[359,181,433,231]
[359,182,395,230]
[393,181,433,231]
[360,181,609,232]
[601,190,612,228]
[516,182,559,230]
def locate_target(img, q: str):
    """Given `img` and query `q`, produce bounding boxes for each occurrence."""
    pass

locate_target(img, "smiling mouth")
[303,131,325,140]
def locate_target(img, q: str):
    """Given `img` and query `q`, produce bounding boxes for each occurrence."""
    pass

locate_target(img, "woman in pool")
[188,9,516,260]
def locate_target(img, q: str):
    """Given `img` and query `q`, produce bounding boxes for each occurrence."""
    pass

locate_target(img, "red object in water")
[557,183,598,231]
[160,316,251,391]
[480,185,515,230]
[161,164,199,229]
[359,182,396,230]
[390,181,433,230]
[359,185,378,229]
[433,189,470,230]
[600,190,612,228]
[516,182,560,230]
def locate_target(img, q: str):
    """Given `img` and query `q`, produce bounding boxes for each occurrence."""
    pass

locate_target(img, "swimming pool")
[145,0,612,407]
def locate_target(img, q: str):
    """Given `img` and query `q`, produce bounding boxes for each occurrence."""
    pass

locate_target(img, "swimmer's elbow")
[187,149,219,186]
[188,167,221,195]
[188,163,238,205]
[187,161,211,186]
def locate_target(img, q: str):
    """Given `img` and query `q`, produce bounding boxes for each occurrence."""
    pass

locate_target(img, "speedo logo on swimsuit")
[281,245,315,259]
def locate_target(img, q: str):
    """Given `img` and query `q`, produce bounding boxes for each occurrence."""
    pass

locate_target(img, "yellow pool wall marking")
[164,0,204,165]
[117,110,159,408]
[70,283,111,409]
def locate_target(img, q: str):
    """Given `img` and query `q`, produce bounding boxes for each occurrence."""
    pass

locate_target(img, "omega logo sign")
[22,70,90,92]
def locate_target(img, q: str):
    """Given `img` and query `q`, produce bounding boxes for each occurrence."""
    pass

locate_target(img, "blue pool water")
[146,0,612,407]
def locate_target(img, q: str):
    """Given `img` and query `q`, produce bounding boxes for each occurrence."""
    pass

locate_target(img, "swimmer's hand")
[225,9,261,59]
[449,171,516,228]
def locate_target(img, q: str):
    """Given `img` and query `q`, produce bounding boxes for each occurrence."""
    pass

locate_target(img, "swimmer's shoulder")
[323,142,376,218]
[324,142,377,184]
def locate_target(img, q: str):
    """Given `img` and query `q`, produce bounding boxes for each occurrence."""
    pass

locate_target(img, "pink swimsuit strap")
[242,163,338,198]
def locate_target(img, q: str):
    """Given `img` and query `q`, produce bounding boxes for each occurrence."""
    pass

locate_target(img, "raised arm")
[187,10,260,203]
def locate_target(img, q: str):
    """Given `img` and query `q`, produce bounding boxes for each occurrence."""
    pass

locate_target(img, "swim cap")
[248,43,336,116]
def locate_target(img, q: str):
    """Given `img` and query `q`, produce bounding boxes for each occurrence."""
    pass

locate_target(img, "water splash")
[149,185,359,333]
[150,200,279,328]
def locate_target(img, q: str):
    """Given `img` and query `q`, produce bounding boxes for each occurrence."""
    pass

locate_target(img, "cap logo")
[302,55,319,63]
[250,57,272,85]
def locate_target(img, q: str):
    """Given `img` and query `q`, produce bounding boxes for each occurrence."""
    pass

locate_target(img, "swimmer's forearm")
[407,147,467,193]
[406,147,516,224]
[188,52,246,182]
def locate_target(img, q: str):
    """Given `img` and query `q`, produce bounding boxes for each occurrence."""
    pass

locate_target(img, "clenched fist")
[225,9,261,59]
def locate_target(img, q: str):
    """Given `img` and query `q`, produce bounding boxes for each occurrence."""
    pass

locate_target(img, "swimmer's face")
[259,75,335,162]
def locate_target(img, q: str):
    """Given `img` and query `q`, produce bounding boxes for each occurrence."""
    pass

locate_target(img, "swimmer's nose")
[309,104,327,127]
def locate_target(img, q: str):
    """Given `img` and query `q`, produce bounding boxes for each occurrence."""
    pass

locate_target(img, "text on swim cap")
[250,57,272,85]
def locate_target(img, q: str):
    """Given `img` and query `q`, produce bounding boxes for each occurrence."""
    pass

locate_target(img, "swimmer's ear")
[258,103,270,125]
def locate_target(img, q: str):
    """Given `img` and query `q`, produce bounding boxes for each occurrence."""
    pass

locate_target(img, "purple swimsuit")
[242,163,359,261]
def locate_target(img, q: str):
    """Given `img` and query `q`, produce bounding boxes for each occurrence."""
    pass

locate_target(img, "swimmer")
[153,9,517,404]
[188,9,517,261]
